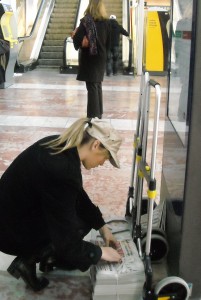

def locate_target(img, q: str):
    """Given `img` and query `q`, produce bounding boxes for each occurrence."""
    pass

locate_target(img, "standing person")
[73,0,111,119]
[0,117,122,292]
[0,29,10,84]
[106,15,129,76]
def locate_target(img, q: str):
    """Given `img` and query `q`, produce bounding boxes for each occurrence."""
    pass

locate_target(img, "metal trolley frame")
[126,72,191,299]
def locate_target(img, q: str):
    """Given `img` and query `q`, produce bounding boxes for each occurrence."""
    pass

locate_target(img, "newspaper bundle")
[90,238,145,300]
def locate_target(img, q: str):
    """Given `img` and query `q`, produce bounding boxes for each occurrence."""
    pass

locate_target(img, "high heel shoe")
[7,256,49,291]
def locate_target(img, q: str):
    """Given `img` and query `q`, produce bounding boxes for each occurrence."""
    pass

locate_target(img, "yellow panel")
[146,0,170,5]
[145,11,163,71]
[0,12,18,48]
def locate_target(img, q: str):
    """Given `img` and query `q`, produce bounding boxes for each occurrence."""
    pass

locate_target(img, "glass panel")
[168,0,193,146]
[16,0,26,37]
[17,0,54,65]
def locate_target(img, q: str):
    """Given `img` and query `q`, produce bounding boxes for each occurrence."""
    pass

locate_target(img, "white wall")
[76,0,89,27]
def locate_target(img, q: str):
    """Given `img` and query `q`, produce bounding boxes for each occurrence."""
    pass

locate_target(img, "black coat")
[0,136,105,271]
[73,18,111,82]
[110,19,129,47]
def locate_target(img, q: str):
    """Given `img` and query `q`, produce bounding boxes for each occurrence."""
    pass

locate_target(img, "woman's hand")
[99,225,118,248]
[99,225,122,263]
[100,246,121,263]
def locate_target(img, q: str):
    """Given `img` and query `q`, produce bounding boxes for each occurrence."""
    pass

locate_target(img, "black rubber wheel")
[125,196,133,216]
[142,227,166,239]
[141,233,169,262]
[154,276,191,299]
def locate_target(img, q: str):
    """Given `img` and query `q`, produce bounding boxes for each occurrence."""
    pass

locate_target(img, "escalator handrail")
[74,0,81,30]
[18,0,55,42]
[127,0,130,35]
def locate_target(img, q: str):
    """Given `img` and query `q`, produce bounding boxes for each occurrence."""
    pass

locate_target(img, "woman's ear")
[92,139,101,151]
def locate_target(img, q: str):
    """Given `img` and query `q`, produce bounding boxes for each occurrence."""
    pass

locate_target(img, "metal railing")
[16,0,55,68]
[18,0,53,42]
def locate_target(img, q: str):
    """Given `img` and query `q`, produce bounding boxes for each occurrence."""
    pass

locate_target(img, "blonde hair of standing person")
[84,0,108,20]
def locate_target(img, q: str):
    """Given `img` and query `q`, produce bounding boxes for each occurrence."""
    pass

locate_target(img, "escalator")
[16,0,55,72]
[38,0,78,68]
[0,0,132,84]
[16,0,79,71]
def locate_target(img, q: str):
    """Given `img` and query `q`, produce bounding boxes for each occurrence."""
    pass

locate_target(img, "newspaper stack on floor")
[90,221,145,300]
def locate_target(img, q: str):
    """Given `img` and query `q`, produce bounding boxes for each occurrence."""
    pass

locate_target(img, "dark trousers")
[106,46,119,75]
[0,216,91,272]
[86,81,103,119]
[0,213,91,259]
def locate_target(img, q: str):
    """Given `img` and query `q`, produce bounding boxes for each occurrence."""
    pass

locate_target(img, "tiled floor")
[0,69,168,299]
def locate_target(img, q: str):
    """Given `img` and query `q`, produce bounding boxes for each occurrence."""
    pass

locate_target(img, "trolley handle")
[149,79,160,88]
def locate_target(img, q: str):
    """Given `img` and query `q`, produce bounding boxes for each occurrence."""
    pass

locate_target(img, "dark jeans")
[106,46,119,75]
[86,81,103,118]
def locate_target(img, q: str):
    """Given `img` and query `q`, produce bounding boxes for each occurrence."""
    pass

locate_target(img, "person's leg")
[39,219,92,273]
[113,46,120,75]
[7,252,49,291]
[0,226,50,292]
[86,81,102,118]
[39,244,56,272]
[97,82,103,118]
[106,50,112,76]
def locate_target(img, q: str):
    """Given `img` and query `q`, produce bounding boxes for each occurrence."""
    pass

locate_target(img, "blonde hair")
[43,117,94,153]
[84,0,107,20]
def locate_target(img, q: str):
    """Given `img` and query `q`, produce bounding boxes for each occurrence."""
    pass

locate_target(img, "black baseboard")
[14,61,38,73]
[60,65,78,74]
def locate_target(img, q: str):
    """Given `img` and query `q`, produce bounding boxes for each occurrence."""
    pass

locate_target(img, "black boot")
[39,256,56,273]
[7,256,49,291]
[39,244,56,273]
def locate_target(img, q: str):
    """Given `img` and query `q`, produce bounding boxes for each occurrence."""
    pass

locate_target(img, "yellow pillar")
[144,11,164,72]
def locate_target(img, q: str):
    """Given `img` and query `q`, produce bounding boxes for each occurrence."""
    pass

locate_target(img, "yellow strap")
[133,137,140,148]
[157,297,170,300]
[145,165,150,175]
[133,141,137,148]
[136,155,142,162]
[138,170,144,178]
[147,189,157,199]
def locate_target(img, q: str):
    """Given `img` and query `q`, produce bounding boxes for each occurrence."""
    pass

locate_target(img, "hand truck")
[126,71,168,263]
[126,71,191,299]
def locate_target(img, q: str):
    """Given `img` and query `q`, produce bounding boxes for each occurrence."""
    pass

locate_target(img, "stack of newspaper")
[90,237,145,300]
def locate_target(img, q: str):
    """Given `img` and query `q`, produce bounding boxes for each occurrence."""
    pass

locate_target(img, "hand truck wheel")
[141,233,169,262]
[154,276,191,300]
[142,227,167,239]
[125,196,133,216]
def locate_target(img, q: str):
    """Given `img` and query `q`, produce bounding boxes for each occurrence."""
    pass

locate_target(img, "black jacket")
[109,19,129,47]
[0,136,105,271]
[73,18,111,82]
